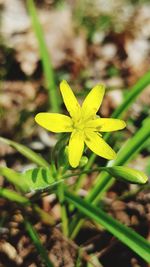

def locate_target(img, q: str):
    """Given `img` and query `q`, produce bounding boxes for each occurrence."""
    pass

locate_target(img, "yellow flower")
[35,81,126,168]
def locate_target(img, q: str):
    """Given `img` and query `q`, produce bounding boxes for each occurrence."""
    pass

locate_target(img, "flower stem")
[54,166,69,237]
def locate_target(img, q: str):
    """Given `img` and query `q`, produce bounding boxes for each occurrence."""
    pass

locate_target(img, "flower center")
[73,118,86,131]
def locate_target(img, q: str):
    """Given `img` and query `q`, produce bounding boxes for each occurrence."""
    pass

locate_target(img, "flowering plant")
[0,0,149,263]
[35,81,126,167]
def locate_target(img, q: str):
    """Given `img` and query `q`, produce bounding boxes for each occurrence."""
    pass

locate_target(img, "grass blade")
[27,0,60,111]
[111,70,150,118]
[25,220,54,267]
[65,190,150,263]
[0,166,29,193]
[0,188,55,225]
[0,188,30,205]
[0,137,49,168]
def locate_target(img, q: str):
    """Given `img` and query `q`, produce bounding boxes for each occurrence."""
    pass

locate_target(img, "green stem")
[61,167,106,180]
[73,154,96,192]
[54,165,68,237]
[57,179,69,237]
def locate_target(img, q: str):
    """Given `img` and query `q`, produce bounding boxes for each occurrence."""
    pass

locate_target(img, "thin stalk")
[61,167,106,180]
[57,178,69,237]
[27,0,59,111]
[73,154,96,192]
[51,162,69,237]
[111,70,150,118]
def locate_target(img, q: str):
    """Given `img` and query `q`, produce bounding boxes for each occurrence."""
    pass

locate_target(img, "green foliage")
[0,165,63,193]
[1,1,150,262]
[23,167,60,192]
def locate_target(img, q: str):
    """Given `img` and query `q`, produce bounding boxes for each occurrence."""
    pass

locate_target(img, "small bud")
[79,156,88,167]
[105,166,148,184]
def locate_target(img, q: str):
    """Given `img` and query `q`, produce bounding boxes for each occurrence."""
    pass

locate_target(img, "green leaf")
[0,165,62,193]
[0,137,49,167]
[23,167,61,192]
[25,220,54,267]
[0,166,29,193]
[0,187,30,204]
[65,190,150,263]
[112,70,150,119]
[105,166,148,184]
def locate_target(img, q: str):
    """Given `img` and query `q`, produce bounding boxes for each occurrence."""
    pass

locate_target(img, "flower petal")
[85,131,116,160]
[60,80,81,120]
[68,130,84,168]
[86,118,126,132]
[81,84,105,119]
[35,113,73,133]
